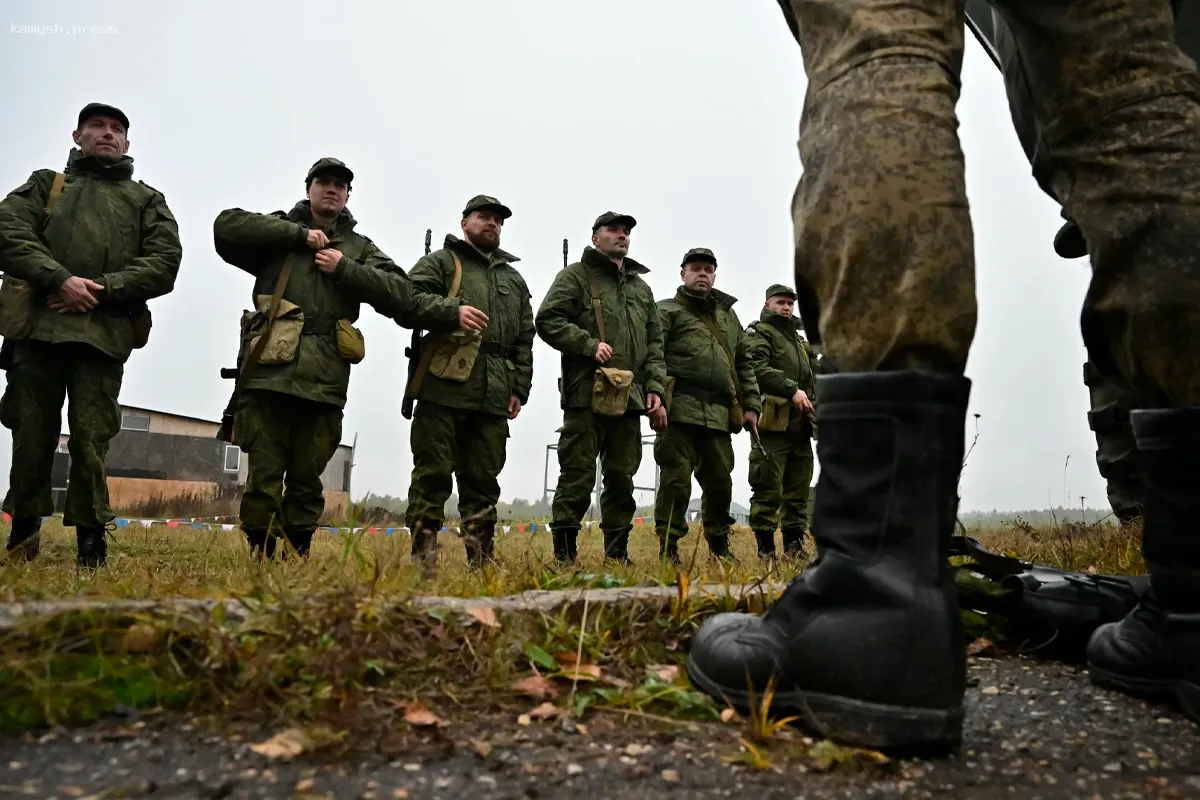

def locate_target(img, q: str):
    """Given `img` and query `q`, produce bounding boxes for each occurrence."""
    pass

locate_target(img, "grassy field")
[0,515,1146,750]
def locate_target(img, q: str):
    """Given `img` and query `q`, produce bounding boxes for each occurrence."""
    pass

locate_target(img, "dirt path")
[2,655,1197,800]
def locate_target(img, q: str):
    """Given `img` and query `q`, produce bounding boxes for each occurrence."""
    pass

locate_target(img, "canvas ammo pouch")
[0,172,70,342]
[243,294,304,366]
[592,366,635,416]
[335,319,366,364]
[758,395,792,432]
[427,329,481,382]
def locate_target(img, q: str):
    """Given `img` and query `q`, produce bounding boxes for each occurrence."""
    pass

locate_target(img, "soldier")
[0,103,182,567]
[213,157,413,559]
[653,248,760,561]
[535,212,667,564]
[402,195,535,569]
[744,284,818,560]
[687,0,1200,753]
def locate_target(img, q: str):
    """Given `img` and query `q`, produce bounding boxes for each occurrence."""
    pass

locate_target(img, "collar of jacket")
[676,284,736,311]
[444,233,520,266]
[580,245,650,278]
[759,306,802,334]
[287,199,358,234]
[69,153,135,180]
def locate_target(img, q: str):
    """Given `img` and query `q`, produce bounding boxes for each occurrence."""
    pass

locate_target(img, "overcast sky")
[1,0,1109,514]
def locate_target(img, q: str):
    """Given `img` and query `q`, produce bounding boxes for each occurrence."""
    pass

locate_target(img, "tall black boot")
[464,522,495,568]
[753,529,776,559]
[552,526,578,564]
[243,526,276,559]
[76,525,109,569]
[284,527,314,559]
[5,516,42,562]
[686,370,970,754]
[409,519,439,569]
[603,526,631,564]
[706,532,730,559]
[1087,407,1200,725]
[781,526,808,558]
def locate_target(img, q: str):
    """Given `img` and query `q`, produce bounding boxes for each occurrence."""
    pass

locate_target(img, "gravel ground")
[2,655,1197,800]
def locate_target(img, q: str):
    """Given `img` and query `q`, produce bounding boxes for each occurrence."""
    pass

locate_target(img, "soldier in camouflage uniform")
[535,211,667,564]
[402,195,535,568]
[653,248,760,561]
[213,157,413,559]
[688,0,1200,751]
[744,284,818,560]
[0,103,182,568]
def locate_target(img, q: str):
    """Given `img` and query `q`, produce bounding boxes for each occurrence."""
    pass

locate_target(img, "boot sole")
[1088,665,1200,725]
[687,660,963,755]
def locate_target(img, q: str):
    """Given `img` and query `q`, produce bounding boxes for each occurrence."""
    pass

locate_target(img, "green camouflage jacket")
[657,286,761,433]
[406,234,535,417]
[213,199,413,409]
[535,246,666,413]
[745,307,819,437]
[0,152,182,362]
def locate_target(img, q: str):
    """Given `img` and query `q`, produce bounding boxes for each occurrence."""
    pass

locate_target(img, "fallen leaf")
[808,739,889,772]
[517,714,532,726]
[466,606,501,629]
[720,708,738,723]
[402,702,449,728]
[296,778,315,791]
[561,663,602,681]
[528,702,560,720]
[980,686,1000,695]
[512,674,560,700]
[557,651,582,668]
[249,727,343,761]
[651,665,681,683]
[662,769,680,783]
[470,738,492,758]
[966,638,997,657]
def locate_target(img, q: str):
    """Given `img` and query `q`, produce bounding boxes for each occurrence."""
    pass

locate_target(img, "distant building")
[686,499,751,526]
[52,404,353,519]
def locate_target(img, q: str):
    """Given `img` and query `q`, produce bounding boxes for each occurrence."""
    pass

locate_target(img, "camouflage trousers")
[747,431,814,547]
[779,0,1200,409]
[235,389,342,534]
[653,422,735,553]
[0,340,122,527]
[405,400,509,537]
[549,409,643,536]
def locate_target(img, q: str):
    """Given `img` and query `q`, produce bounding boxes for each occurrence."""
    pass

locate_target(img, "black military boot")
[706,532,730,559]
[5,516,42,562]
[284,527,315,559]
[1087,407,1200,725]
[781,526,808,558]
[76,525,110,569]
[603,526,632,565]
[686,370,970,754]
[409,519,438,569]
[753,529,776,560]
[243,527,277,559]
[551,526,578,565]
[464,522,495,568]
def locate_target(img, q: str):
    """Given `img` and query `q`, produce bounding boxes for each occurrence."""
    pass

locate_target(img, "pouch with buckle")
[243,295,304,366]
[758,395,791,432]
[427,330,481,382]
[592,366,635,416]
[0,277,36,340]
[336,318,366,364]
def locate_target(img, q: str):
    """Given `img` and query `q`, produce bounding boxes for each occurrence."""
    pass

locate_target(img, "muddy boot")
[551,526,578,565]
[409,520,439,571]
[781,526,808,558]
[706,532,730,560]
[686,370,971,754]
[284,528,314,559]
[5,516,42,562]
[1087,407,1200,726]
[602,526,632,565]
[753,529,776,560]
[464,522,495,569]
[76,525,110,569]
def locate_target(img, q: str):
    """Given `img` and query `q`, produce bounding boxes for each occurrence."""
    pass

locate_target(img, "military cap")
[463,194,512,220]
[77,102,129,131]
[592,211,637,232]
[306,157,354,185]
[680,247,718,267]
[765,283,796,300]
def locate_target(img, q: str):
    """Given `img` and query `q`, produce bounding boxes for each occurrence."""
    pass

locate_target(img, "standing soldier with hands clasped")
[213,157,413,559]
[0,102,182,568]
[536,211,667,565]
[744,284,818,560]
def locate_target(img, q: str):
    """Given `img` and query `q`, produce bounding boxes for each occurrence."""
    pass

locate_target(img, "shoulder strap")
[685,297,743,408]
[44,172,66,215]
[405,250,465,402]
[587,268,607,343]
[448,252,463,298]
[233,254,295,395]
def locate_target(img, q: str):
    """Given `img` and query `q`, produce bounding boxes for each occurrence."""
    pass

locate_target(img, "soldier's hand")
[743,409,759,428]
[648,405,668,432]
[595,342,613,363]
[306,229,330,250]
[52,276,104,313]
[792,389,814,414]
[508,394,522,420]
[314,248,343,274]
[459,305,489,333]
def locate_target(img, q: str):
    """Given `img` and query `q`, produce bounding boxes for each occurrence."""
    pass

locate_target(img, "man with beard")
[213,157,413,559]
[402,195,535,569]
[744,284,817,560]
[653,248,760,562]
[0,102,182,568]
[535,211,667,565]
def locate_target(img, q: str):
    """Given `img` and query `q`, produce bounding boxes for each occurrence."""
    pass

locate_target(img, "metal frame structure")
[542,434,659,524]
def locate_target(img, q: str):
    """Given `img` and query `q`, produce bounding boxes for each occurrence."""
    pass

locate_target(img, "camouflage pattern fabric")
[548,409,643,537]
[405,235,535,416]
[213,200,413,408]
[1,340,122,527]
[1084,359,1144,522]
[234,388,342,534]
[653,422,736,553]
[747,431,814,549]
[657,286,761,431]
[0,153,182,363]
[535,246,666,412]
[404,399,510,538]
[776,0,1200,413]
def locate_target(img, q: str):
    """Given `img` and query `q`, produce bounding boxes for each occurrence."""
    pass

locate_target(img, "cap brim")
[79,105,129,130]
[768,291,797,300]
[594,215,636,231]
[682,254,717,267]
[311,167,354,184]
[466,204,512,220]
